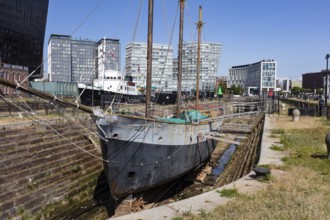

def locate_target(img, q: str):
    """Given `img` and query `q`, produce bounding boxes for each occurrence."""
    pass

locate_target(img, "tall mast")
[102,37,106,90]
[176,0,185,117]
[145,0,153,118]
[195,6,204,109]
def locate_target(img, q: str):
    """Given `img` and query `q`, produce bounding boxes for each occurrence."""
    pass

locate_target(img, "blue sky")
[44,0,330,80]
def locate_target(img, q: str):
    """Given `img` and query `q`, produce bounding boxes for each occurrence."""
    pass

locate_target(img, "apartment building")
[125,42,174,92]
[48,35,120,83]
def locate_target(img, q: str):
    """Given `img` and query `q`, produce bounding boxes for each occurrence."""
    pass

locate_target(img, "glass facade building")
[0,0,49,79]
[228,59,277,95]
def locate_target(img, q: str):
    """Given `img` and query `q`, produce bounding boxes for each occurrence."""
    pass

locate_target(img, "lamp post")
[326,54,330,108]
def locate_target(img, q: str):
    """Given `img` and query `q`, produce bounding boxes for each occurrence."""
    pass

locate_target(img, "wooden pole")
[0,78,93,114]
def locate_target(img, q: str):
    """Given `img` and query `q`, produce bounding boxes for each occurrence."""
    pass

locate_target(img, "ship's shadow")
[93,170,116,216]
[92,167,202,217]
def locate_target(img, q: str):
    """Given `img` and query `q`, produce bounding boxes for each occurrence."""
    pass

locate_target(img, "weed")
[270,144,284,151]
[217,188,239,198]
[270,128,285,135]
[17,206,24,214]
[257,173,273,182]
[172,217,184,220]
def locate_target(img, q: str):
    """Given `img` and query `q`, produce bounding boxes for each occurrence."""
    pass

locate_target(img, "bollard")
[292,109,300,122]
[253,166,271,179]
[325,133,330,159]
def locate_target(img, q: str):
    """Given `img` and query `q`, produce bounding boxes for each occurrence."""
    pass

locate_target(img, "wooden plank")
[205,134,241,145]
[209,132,247,139]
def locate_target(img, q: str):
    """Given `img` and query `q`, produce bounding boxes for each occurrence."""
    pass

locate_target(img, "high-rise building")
[228,59,277,95]
[125,42,221,93]
[48,35,120,83]
[0,0,49,79]
[125,42,174,92]
[180,42,221,94]
[72,39,97,83]
[48,35,72,82]
[96,38,121,78]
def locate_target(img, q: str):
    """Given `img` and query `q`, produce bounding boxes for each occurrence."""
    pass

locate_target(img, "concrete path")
[111,115,286,220]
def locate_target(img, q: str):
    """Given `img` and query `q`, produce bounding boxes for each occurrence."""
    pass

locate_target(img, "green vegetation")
[216,188,240,198]
[270,144,284,151]
[185,116,330,220]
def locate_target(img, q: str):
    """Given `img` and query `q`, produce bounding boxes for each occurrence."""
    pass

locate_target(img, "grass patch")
[270,128,285,135]
[171,217,184,220]
[216,188,239,198]
[190,116,330,220]
[270,144,284,151]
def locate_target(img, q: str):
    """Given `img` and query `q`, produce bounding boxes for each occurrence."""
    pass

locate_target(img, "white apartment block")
[180,42,221,94]
[125,42,174,92]
[125,42,221,93]
[228,59,277,95]
[96,38,121,77]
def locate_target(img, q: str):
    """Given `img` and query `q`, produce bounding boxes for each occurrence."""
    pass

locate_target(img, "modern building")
[180,42,221,94]
[302,71,327,91]
[227,59,277,96]
[48,35,121,83]
[48,35,72,82]
[0,59,29,96]
[282,78,291,92]
[71,39,97,83]
[125,42,174,92]
[0,0,49,79]
[96,38,121,78]
[125,42,221,94]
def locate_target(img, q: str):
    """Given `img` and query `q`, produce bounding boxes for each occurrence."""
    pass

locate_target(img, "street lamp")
[326,54,330,108]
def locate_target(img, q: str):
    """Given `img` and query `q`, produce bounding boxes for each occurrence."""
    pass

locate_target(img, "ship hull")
[95,114,222,199]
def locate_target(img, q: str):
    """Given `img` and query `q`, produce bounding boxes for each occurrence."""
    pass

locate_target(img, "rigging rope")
[0,94,109,163]
[131,0,144,42]
[153,2,180,105]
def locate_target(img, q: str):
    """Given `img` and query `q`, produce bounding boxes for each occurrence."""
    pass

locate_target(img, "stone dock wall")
[215,113,265,187]
[0,117,106,219]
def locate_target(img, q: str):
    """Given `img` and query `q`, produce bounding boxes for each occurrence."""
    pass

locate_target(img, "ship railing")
[201,111,260,123]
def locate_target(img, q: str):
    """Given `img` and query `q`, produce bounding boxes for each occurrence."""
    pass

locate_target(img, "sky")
[44,0,330,81]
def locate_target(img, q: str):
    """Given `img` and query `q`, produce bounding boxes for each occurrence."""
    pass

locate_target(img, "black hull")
[78,88,145,107]
[154,92,177,105]
[95,114,222,199]
[100,138,216,199]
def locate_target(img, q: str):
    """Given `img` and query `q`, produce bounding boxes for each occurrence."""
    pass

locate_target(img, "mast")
[145,0,153,118]
[102,37,106,90]
[195,6,204,109]
[176,0,185,117]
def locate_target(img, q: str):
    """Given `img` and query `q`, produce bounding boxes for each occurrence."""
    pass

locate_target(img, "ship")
[77,38,145,107]
[93,0,224,199]
[77,70,145,107]
[0,0,224,199]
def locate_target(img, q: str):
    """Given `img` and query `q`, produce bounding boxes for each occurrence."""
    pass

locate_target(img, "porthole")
[112,133,119,139]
